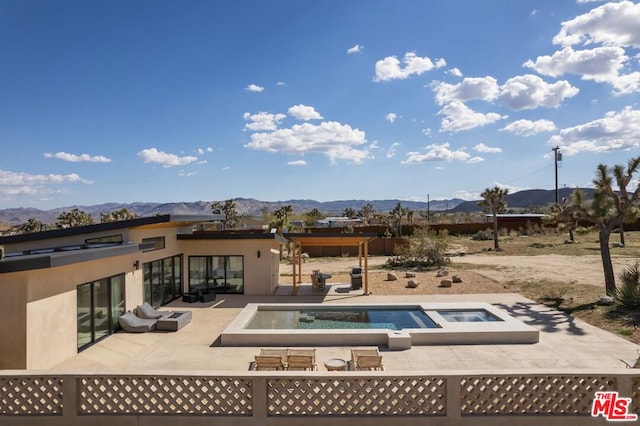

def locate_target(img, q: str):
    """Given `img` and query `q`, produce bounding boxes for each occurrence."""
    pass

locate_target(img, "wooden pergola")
[285,233,377,294]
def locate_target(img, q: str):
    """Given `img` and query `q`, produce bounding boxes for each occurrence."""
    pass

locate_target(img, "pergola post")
[364,239,369,294]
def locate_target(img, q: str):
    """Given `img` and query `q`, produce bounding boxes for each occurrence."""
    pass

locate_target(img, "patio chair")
[286,349,317,370]
[351,348,384,371]
[254,355,286,370]
[260,348,288,364]
[619,357,640,368]
[135,302,172,319]
[118,311,157,333]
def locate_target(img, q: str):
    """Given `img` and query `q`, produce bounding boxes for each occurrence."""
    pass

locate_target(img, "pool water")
[246,307,440,330]
[438,309,501,322]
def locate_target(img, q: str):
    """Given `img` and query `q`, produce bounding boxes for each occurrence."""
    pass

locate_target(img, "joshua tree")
[56,208,94,228]
[390,202,408,237]
[478,186,508,251]
[273,205,293,230]
[304,208,323,226]
[211,199,240,230]
[343,207,357,219]
[357,203,376,224]
[551,190,585,243]
[573,158,640,295]
[100,208,138,223]
[16,218,45,234]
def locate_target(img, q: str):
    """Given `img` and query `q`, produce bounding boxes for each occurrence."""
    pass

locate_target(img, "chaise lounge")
[118,311,157,333]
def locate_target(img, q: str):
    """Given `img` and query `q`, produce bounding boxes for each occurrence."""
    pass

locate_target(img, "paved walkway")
[52,290,639,373]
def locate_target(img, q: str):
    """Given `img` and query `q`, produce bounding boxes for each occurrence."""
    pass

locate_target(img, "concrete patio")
[51,285,640,373]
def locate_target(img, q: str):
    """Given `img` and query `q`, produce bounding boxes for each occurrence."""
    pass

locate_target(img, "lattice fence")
[79,376,252,415]
[460,375,616,415]
[267,377,446,416]
[0,377,63,415]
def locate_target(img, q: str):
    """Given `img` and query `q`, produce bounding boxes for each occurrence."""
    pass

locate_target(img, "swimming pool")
[246,306,440,330]
[221,302,539,348]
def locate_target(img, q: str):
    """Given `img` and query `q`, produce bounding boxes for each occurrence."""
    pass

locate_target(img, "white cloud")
[549,106,640,155]
[501,119,557,136]
[438,101,506,133]
[243,111,287,131]
[386,142,401,158]
[432,74,578,110]
[497,74,579,110]
[446,67,463,77]
[245,84,264,92]
[244,121,371,164]
[287,160,307,166]
[467,156,485,164]
[178,171,198,177]
[473,143,502,153]
[138,148,198,167]
[422,128,432,137]
[347,44,363,54]
[524,46,639,94]
[401,143,471,164]
[553,1,640,48]
[386,113,397,123]
[432,76,499,105]
[0,169,93,186]
[373,52,446,82]
[44,152,111,163]
[453,190,480,200]
[276,81,287,86]
[288,104,324,121]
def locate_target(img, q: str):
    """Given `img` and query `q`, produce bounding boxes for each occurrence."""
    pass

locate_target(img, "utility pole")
[552,146,562,204]
[427,194,430,224]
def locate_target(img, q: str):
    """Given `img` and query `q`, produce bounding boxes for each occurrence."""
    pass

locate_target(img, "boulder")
[407,280,419,288]
[405,272,416,278]
[387,273,398,281]
[436,269,448,277]
[440,279,452,288]
[452,275,462,283]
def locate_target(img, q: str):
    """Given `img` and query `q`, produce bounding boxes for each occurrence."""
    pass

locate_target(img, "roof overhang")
[284,233,377,246]
[0,242,152,273]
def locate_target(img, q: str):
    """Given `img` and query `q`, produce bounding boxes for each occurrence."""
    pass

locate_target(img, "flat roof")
[285,233,377,246]
[178,232,288,244]
[0,214,224,244]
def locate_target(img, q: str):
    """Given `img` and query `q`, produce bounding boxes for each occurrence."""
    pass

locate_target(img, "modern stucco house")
[0,215,286,370]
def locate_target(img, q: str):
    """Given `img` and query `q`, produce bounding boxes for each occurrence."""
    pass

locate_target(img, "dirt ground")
[290,254,640,296]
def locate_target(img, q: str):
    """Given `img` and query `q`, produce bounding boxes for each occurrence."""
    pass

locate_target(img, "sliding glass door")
[188,255,244,294]
[77,274,125,351]
[143,254,183,307]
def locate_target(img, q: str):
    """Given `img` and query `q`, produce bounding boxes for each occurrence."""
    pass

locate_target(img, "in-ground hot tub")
[220,302,539,348]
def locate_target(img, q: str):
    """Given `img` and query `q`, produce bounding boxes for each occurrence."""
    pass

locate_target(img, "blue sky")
[1,0,639,210]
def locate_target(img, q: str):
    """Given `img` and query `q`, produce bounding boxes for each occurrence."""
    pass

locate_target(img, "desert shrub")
[614,263,640,310]
[386,228,449,268]
[574,226,590,235]
[472,230,492,241]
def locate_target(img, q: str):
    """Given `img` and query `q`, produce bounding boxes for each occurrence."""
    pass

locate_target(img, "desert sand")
[290,254,640,295]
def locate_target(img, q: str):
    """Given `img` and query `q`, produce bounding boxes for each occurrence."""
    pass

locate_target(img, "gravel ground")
[286,256,510,295]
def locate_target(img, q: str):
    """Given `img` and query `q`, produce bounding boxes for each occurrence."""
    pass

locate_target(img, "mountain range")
[0,188,591,226]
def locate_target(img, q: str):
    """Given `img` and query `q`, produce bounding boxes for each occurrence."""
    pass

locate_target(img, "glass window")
[188,256,244,294]
[85,235,123,245]
[142,236,165,251]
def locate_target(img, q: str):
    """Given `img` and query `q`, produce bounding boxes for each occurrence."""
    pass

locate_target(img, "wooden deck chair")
[354,355,384,371]
[287,349,317,370]
[619,357,640,368]
[286,355,316,370]
[351,348,384,371]
[254,355,286,370]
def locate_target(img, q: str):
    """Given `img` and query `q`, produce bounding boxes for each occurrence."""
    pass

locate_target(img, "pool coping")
[220,302,540,348]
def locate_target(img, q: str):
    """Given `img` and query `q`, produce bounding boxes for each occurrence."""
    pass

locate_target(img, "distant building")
[316,217,362,228]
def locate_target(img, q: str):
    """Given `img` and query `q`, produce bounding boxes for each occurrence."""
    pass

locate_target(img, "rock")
[407,280,419,288]
[452,275,462,283]
[405,272,416,278]
[440,279,452,288]
[436,269,448,277]
[387,273,398,281]
[599,295,615,305]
